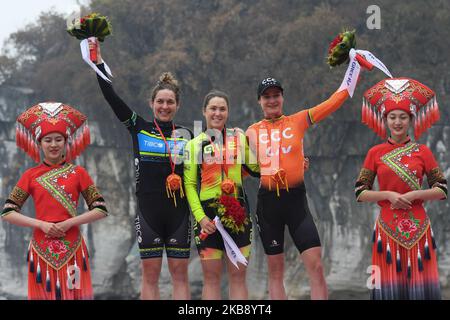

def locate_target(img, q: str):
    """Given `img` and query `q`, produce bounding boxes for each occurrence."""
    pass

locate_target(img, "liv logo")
[366,5,381,30]
[366,265,381,290]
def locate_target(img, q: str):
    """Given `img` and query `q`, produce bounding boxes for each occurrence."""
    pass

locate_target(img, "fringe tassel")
[431,227,437,249]
[36,257,42,284]
[407,254,411,279]
[45,264,51,292]
[386,242,392,264]
[396,246,402,272]
[377,232,382,253]
[361,100,366,124]
[82,245,88,271]
[26,242,31,262]
[417,246,423,272]
[372,223,376,243]
[55,271,62,300]
[29,248,34,273]
[424,237,431,260]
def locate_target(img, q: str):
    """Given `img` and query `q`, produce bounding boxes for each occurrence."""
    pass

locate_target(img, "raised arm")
[91,41,137,127]
[306,89,349,126]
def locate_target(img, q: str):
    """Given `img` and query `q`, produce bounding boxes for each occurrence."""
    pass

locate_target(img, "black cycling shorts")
[193,198,252,260]
[255,187,321,255]
[134,192,191,259]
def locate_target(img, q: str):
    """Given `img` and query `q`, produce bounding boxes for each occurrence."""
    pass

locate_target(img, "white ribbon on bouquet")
[213,216,248,269]
[338,48,393,97]
[80,37,113,82]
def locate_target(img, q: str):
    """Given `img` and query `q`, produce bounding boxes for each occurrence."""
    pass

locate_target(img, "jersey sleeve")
[355,147,377,201]
[96,63,139,130]
[2,170,31,217]
[78,166,108,216]
[183,139,206,222]
[294,89,349,130]
[421,145,447,199]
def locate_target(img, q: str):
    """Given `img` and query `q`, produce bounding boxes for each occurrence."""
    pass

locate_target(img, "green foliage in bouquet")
[327,29,356,67]
[67,13,112,42]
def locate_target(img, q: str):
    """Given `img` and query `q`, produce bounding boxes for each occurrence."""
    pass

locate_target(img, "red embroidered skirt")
[27,227,93,300]
[370,205,441,299]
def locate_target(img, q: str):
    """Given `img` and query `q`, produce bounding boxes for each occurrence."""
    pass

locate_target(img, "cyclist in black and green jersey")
[184,90,259,300]
[88,40,193,300]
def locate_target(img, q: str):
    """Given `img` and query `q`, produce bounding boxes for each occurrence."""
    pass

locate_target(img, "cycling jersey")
[96,63,192,259]
[183,128,259,259]
[246,89,348,193]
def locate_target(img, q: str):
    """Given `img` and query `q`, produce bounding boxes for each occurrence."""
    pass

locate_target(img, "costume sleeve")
[293,89,349,131]
[78,166,108,216]
[96,63,138,129]
[183,139,206,222]
[421,146,447,199]
[355,148,377,201]
[2,170,31,217]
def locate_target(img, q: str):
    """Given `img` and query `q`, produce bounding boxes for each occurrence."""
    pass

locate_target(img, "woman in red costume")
[2,102,108,300]
[355,78,447,299]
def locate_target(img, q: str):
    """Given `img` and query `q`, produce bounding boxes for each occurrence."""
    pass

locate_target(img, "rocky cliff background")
[1,0,449,299]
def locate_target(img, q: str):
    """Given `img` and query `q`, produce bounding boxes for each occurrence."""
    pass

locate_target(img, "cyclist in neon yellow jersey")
[184,90,259,300]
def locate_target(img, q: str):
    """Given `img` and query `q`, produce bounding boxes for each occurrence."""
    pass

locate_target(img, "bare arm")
[402,188,447,202]
[358,190,412,210]
[55,209,107,233]
[2,212,65,238]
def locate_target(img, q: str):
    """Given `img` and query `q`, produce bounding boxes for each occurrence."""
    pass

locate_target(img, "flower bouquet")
[327,29,373,70]
[327,29,393,97]
[67,13,112,62]
[199,195,249,240]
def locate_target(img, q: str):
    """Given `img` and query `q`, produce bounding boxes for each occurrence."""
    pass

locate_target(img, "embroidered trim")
[378,215,430,250]
[428,167,447,189]
[381,143,421,190]
[93,207,108,216]
[8,186,29,208]
[36,163,77,217]
[356,168,375,189]
[3,202,20,211]
[81,185,103,208]
[32,234,82,270]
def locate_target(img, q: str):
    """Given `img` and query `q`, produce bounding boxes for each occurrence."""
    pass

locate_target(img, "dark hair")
[151,72,180,103]
[202,90,230,110]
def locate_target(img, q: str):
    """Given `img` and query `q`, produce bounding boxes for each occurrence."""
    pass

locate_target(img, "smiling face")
[203,97,229,130]
[150,89,179,122]
[386,109,411,141]
[40,132,65,164]
[258,87,284,119]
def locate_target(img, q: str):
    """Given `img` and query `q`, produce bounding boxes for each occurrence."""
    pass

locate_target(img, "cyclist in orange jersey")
[246,77,356,300]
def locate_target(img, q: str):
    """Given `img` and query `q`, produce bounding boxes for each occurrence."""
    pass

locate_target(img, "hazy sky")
[0,0,88,49]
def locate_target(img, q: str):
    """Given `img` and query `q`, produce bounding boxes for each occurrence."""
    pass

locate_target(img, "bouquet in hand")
[209,195,249,234]
[67,13,112,41]
[326,29,395,98]
[67,13,112,63]
[327,29,374,70]
[327,30,356,67]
